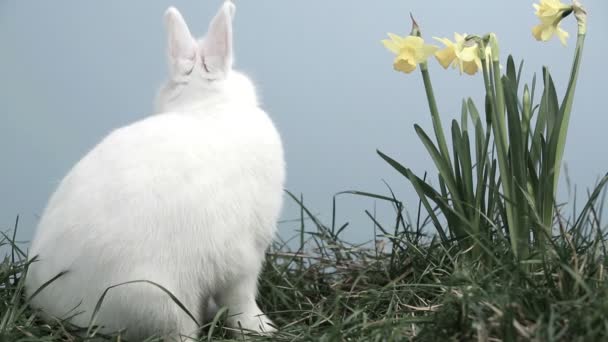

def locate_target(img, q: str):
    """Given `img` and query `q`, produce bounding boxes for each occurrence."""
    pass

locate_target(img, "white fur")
[25,1,284,340]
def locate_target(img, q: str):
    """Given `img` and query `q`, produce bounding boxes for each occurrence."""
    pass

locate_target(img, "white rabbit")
[25,1,285,340]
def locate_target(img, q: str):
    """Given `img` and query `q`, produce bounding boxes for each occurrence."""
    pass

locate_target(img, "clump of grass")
[1,180,607,341]
[256,182,608,341]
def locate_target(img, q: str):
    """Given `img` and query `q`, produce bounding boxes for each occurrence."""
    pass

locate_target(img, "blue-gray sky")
[1,1,607,244]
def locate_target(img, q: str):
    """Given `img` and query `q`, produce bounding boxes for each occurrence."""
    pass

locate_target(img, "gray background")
[1,1,607,245]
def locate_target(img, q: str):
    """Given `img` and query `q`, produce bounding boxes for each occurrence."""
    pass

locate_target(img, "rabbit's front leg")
[215,275,275,336]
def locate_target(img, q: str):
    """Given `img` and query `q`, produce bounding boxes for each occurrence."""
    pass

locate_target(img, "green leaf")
[487,159,500,227]
[504,74,530,258]
[452,120,475,219]
[530,72,549,166]
[474,121,491,217]
[451,122,464,201]
[474,119,485,179]
[414,124,463,214]
[541,67,560,143]
[504,76,525,184]
[461,99,468,132]
[516,59,525,89]
[522,84,532,145]
[467,98,481,125]
[530,73,537,108]
[439,175,448,199]
[506,56,517,90]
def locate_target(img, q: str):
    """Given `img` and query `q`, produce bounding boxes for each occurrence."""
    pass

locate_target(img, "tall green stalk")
[541,8,587,239]
[420,63,453,170]
[551,34,586,202]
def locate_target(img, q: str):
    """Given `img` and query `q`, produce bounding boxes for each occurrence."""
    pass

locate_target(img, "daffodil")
[382,33,438,74]
[434,33,482,75]
[532,0,573,46]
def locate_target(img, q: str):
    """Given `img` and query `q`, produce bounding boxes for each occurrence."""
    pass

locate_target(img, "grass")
[1,6,602,341]
[1,180,607,341]
[0,16,608,342]
[3,35,605,342]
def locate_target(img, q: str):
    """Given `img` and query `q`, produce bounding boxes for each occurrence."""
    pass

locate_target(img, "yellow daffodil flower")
[532,0,573,46]
[434,33,482,75]
[382,33,438,74]
[534,0,570,18]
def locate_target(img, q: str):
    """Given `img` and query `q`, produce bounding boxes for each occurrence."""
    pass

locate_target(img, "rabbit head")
[156,1,257,113]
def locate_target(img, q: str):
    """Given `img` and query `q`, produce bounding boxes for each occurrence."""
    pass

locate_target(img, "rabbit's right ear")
[200,1,235,80]
[165,7,197,77]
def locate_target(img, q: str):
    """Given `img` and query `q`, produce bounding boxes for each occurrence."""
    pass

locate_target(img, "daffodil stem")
[553,33,586,196]
[542,32,586,234]
[419,62,470,244]
[420,63,453,169]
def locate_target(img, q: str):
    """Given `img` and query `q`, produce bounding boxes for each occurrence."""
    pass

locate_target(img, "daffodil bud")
[488,33,500,62]
[485,94,493,125]
[523,85,531,122]
[409,13,421,37]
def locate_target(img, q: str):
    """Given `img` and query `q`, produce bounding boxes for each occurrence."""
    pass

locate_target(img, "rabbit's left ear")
[165,7,197,76]
[200,1,235,79]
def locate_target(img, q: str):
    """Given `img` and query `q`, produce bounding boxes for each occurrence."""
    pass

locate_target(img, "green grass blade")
[377,150,451,242]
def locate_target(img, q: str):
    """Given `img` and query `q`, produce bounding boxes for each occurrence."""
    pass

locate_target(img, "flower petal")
[556,26,569,46]
[394,57,417,73]
[403,35,424,48]
[421,44,439,60]
[454,32,466,42]
[540,24,555,41]
[532,24,544,41]
[458,46,478,62]
[387,33,405,45]
[382,39,401,54]
[435,47,456,69]
[461,60,479,75]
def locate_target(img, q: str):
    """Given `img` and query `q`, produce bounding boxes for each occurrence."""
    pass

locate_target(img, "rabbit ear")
[200,1,235,79]
[165,7,197,76]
